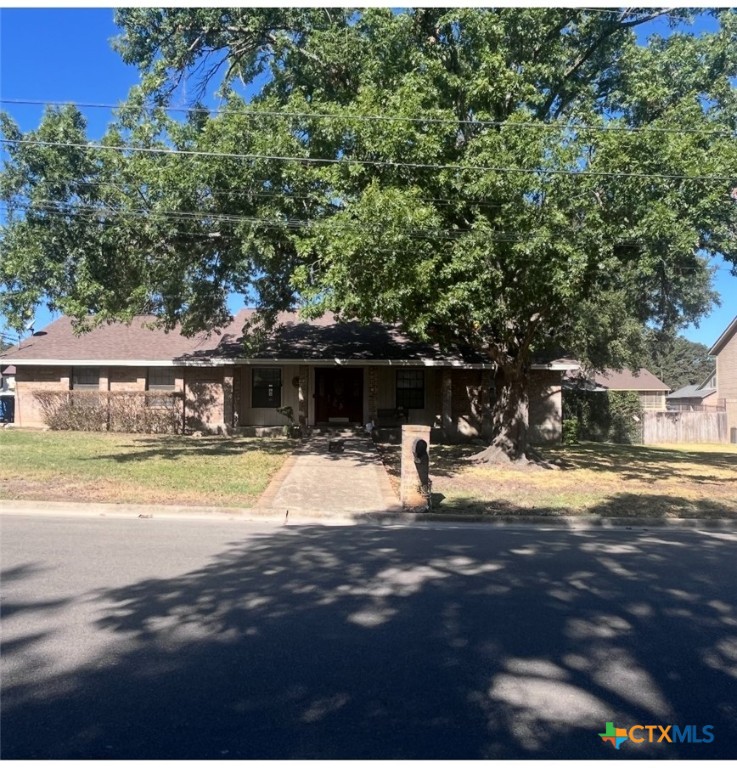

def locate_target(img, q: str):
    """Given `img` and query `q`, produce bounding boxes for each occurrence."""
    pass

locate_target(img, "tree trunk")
[471,364,531,464]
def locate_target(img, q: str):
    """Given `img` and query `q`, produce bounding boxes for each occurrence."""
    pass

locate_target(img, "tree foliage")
[2,8,736,458]
[642,331,715,391]
[563,389,643,444]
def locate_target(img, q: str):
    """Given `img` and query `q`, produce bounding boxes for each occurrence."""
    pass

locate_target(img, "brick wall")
[185,368,225,432]
[444,368,562,443]
[15,366,71,427]
[15,365,191,429]
[451,369,487,438]
[528,369,562,444]
[108,367,146,391]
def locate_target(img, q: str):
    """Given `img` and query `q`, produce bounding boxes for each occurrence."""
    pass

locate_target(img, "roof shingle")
[0,310,478,364]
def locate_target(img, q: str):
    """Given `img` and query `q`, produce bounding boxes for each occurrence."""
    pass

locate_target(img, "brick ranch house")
[0,310,578,443]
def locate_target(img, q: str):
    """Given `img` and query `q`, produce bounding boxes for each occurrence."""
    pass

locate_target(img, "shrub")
[33,391,183,433]
[607,391,643,444]
[275,405,301,438]
[563,389,642,444]
[33,391,107,431]
[562,416,580,445]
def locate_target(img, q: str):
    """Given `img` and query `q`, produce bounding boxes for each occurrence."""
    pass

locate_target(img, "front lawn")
[0,429,292,507]
[376,441,737,518]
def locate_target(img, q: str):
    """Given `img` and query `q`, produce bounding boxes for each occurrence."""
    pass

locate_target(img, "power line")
[0,176,503,209]
[3,202,736,271]
[2,138,734,182]
[0,200,507,241]
[576,7,686,18]
[0,199,637,245]
[1,97,734,137]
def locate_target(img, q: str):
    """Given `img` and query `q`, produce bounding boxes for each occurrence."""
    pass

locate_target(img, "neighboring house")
[709,315,737,442]
[565,367,670,410]
[666,370,720,411]
[0,311,578,443]
[0,364,15,422]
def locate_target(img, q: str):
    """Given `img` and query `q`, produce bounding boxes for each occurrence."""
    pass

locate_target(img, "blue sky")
[1,7,735,349]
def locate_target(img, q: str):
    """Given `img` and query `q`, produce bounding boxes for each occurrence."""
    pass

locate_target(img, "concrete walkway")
[256,430,401,516]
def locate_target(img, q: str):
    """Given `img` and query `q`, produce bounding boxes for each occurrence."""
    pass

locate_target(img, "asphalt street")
[1,513,736,759]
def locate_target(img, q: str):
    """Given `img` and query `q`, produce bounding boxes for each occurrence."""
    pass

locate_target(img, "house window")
[72,367,100,390]
[639,392,664,411]
[396,369,424,410]
[252,368,282,408]
[148,367,176,391]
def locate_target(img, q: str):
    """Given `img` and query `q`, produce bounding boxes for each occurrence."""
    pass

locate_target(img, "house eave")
[4,356,493,369]
[232,357,494,368]
[0,358,215,368]
[3,356,581,371]
[531,361,580,371]
[709,316,737,356]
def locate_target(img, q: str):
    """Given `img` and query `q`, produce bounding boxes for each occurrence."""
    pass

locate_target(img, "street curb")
[358,512,737,529]
[0,499,264,520]
[2,499,737,529]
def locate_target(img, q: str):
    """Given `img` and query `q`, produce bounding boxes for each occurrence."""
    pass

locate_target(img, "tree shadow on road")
[2,524,736,759]
[435,493,737,520]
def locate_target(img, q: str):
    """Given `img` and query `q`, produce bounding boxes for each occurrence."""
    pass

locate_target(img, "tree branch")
[537,10,672,121]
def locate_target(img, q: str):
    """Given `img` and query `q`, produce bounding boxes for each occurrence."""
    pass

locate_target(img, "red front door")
[314,368,364,424]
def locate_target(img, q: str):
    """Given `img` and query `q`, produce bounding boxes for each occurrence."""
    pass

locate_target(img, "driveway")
[2,514,736,759]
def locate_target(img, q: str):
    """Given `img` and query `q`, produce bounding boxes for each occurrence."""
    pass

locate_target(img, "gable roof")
[0,310,469,369]
[666,383,716,400]
[1,315,217,363]
[592,368,670,391]
[565,367,669,392]
[697,368,717,389]
[1,311,581,370]
[709,315,737,356]
[0,310,581,370]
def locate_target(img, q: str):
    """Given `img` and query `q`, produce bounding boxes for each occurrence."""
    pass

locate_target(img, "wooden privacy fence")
[642,410,728,444]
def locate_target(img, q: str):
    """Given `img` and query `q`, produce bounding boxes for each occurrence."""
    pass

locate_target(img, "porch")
[227,363,561,444]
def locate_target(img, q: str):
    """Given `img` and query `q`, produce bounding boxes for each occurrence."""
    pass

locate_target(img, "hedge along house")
[0,310,577,443]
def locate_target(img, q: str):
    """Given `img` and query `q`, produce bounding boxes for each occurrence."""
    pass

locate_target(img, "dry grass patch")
[376,441,737,519]
[0,429,292,507]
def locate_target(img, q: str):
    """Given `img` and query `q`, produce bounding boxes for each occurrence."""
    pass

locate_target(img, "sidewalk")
[255,430,402,517]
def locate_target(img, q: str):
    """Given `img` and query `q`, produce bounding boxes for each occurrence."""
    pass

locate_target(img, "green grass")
[0,429,292,507]
[376,440,737,519]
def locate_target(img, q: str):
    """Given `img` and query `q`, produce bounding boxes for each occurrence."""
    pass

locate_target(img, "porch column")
[441,368,453,439]
[223,366,235,430]
[480,368,493,437]
[367,366,378,423]
[298,365,309,426]
[232,368,241,429]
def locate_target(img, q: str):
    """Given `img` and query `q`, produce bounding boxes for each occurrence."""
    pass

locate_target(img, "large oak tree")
[2,8,736,460]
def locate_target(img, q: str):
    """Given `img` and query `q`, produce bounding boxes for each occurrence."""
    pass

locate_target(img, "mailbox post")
[400,424,432,511]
